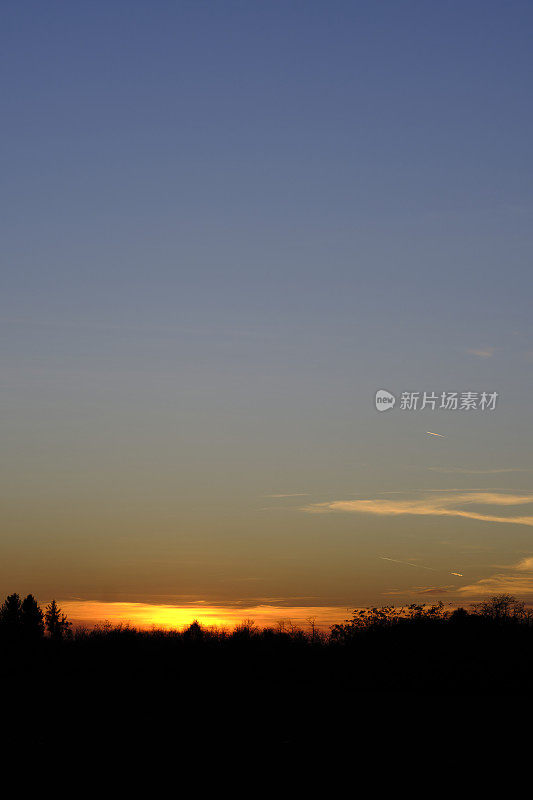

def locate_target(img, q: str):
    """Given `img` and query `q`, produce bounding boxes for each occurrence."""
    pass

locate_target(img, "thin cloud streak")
[303,493,533,527]
[457,556,533,597]
[458,575,533,597]
[466,347,495,358]
[264,493,310,498]
[428,467,531,474]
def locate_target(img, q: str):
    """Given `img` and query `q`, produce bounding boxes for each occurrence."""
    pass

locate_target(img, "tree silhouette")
[473,593,526,622]
[0,593,22,625]
[233,618,258,639]
[21,594,44,639]
[450,607,469,624]
[45,600,71,640]
[0,593,23,641]
[183,620,203,641]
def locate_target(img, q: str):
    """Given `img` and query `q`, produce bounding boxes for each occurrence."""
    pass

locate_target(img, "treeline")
[2,591,533,752]
[5,590,533,698]
[331,594,532,639]
[1,592,532,645]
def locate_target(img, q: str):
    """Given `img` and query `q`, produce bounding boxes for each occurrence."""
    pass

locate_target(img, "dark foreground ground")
[3,603,533,758]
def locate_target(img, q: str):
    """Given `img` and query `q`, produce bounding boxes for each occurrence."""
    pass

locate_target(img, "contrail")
[379,556,463,577]
[379,556,436,572]
[426,431,445,437]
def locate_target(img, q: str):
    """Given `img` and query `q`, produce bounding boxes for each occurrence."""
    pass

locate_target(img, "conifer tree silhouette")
[21,594,44,639]
[45,600,71,640]
[0,593,22,625]
[0,593,23,642]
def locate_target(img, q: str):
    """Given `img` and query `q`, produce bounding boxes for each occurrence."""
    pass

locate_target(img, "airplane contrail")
[379,556,436,572]
[379,556,463,577]
[426,431,445,437]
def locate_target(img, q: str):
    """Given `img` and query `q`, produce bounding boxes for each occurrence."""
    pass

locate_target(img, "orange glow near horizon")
[56,600,350,632]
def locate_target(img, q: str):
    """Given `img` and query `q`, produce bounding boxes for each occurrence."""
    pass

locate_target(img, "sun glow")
[57,600,348,631]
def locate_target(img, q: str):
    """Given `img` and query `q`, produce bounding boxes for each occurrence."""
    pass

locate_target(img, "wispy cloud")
[458,575,533,596]
[377,556,533,603]
[442,556,533,599]
[466,347,495,358]
[302,492,533,527]
[458,556,533,597]
[265,493,310,498]
[383,585,454,596]
[428,467,530,474]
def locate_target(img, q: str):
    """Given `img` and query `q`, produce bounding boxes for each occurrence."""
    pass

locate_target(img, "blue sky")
[2,1,533,619]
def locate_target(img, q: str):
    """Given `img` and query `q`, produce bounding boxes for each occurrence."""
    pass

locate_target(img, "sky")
[2,1,533,629]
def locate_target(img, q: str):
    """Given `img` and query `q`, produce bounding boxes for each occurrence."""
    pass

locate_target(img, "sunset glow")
[58,601,349,631]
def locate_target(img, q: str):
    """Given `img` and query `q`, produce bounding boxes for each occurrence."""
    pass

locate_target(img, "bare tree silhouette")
[474,593,526,622]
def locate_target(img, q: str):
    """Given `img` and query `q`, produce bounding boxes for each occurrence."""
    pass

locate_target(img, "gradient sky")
[2,1,533,627]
